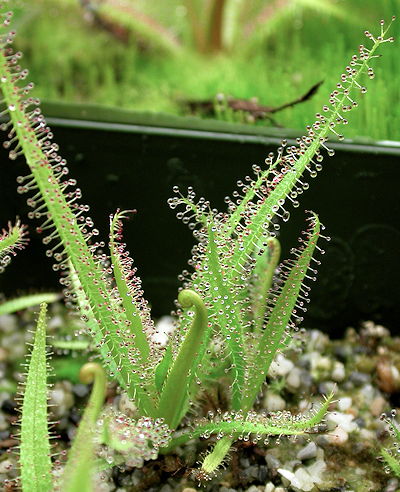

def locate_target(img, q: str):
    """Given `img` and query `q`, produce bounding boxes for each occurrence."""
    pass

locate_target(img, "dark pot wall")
[1,102,399,335]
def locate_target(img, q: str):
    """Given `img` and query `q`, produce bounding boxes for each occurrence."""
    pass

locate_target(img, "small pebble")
[240,457,250,468]
[377,359,400,393]
[297,442,317,461]
[0,315,17,333]
[49,381,74,417]
[245,465,259,481]
[0,459,13,474]
[0,347,7,362]
[337,396,352,411]
[318,381,336,395]
[245,486,262,492]
[72,383,89,398]
[265,453,281,470]
[360,428,375,440]
[370,395,387,417]
[331,361,345,382]
[294,467,315,491]
[334,345,351,362]
[360,383,376,404]
[384,477,399,492]
[325,426,349,445]
[315,356,332,371]
[159,485,172,492]
[47,315,64,329]
[268,354,294,377]
[258,465,268,483]
[263,392,286,412]
[327,412,357,432]
[309,330,329,351]
[354,416,366,428]
[349,371,371,386]
[286,367,302,389]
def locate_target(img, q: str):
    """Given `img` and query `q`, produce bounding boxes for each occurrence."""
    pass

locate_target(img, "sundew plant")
[0,0,395,480]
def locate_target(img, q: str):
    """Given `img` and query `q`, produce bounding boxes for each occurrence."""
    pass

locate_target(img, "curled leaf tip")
[79,362,106,386]
[178,289,202,308]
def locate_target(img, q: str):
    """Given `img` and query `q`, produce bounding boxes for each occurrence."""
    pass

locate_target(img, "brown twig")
[183,80,323,121]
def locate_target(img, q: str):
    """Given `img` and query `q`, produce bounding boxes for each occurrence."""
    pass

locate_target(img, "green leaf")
[251,237,281,334]
[206,221,245,409]
[156,289,208,428]
[20,302,52,492]
[165,389,334,455]
[109,210,151,364]
[243,213,321,411]
[62,363,106,492]
[154,345,173,393]
[51,339,90,351]
[200,388,333,477]
[0,292,60,315]
[381,448,400,478]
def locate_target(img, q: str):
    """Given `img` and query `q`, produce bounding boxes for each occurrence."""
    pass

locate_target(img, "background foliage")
[11,0,400,140]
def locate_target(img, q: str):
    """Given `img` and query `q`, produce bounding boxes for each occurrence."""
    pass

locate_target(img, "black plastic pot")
[1,102,399,334]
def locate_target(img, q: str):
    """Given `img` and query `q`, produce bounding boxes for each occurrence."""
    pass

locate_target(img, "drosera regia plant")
[0,0,395,480]
[14,301,107,491]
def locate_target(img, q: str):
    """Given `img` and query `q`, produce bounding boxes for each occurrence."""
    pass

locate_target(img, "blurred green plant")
[80,0,351,55]
[9,0,400,140]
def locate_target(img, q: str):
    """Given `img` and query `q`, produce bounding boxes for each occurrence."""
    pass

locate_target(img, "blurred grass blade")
[0,292,60,315]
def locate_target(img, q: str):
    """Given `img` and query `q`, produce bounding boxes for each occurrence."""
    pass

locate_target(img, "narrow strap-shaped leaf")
[0,292,60,315]
[109,210,151,362]
[224,27,393,269]
[20,302,52,492]
[154,345,173,393]
[156,289,208,428]
[252,236,281,334]
[51,339,90,351]
[206,222,245,409]
[200,389,333,477]
[68,262,136,394]
[243,213,321,410]
[164,389,334,453]
[62,363,106,492]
